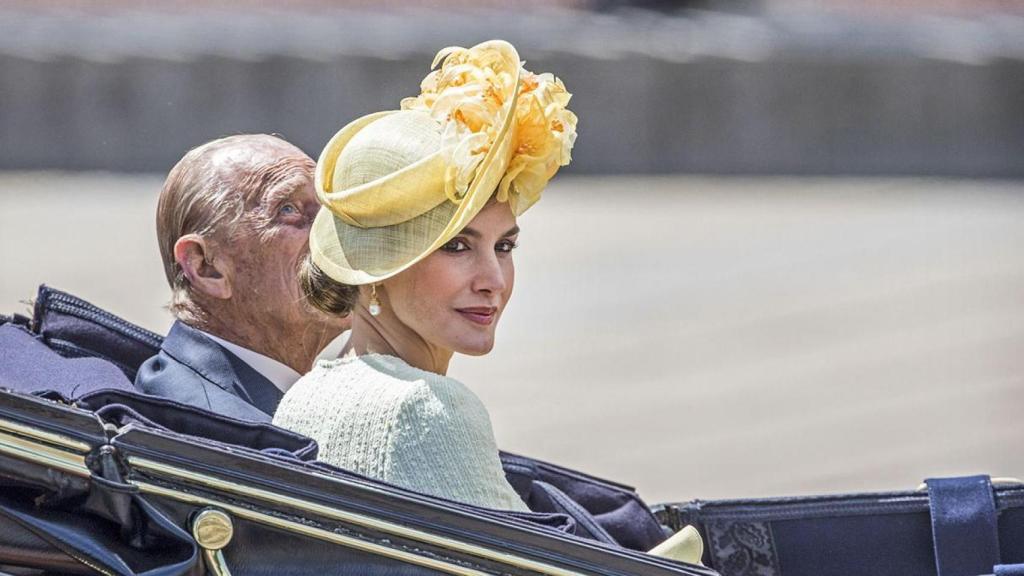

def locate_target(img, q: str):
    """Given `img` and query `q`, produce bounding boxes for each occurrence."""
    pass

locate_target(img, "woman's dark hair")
[299,254,360,317]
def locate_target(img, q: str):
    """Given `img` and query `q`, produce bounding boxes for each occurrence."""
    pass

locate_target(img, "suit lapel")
[161,321,284,416]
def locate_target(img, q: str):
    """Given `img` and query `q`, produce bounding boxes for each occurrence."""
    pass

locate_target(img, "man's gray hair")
[156,134,286,315]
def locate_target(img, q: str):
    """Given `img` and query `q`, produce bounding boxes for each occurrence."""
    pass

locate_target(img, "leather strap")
[926,475,1000,576]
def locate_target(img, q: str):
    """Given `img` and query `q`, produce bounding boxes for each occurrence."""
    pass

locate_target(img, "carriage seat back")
[30,285,163,381]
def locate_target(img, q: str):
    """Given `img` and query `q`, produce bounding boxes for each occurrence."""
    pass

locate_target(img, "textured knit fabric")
[273,354,529,511]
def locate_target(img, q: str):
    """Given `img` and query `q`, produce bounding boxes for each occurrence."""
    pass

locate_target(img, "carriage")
[0,286,1020,576]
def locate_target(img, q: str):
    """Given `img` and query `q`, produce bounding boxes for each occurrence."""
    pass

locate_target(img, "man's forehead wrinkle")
[238,155,314,209]
[203,136,309,183]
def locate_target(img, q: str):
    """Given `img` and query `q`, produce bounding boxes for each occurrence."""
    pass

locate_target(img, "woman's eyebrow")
[459,225,520,238]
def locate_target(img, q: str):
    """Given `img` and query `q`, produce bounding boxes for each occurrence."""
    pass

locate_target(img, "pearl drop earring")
[368,284,381,317]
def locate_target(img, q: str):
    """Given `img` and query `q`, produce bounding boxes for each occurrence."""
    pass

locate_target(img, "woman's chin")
[454,337,495,357]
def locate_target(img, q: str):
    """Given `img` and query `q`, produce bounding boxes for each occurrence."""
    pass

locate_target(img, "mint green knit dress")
[273,354,528,511]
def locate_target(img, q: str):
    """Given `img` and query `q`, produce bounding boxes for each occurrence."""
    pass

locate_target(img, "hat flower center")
[401,41,576,211]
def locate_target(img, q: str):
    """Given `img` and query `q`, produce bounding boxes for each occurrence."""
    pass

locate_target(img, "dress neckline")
[318,352,452,383]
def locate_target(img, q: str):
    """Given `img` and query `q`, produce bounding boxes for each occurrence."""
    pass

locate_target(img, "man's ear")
[174,234,232,300]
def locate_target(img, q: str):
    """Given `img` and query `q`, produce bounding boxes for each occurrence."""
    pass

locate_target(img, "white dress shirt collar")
[200,331,302,394]
[198,330,352,394]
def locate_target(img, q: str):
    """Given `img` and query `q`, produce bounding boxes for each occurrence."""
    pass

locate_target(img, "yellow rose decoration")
[401,43,577,214]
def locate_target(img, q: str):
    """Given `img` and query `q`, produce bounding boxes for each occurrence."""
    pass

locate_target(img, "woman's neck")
[345,305,452,375]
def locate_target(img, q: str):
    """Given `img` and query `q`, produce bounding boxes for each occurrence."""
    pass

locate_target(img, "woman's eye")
[496,239,518,253]
[442,238,470,252]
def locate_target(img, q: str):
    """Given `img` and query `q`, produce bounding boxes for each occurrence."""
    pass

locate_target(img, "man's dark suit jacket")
[135,321,283,422]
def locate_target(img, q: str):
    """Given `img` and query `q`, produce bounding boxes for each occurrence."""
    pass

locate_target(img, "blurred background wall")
[1,0,1023,503]
[1,0,1022,175]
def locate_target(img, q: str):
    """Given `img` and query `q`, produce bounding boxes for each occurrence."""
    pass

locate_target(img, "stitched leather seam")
[680,501,927,521]
[44,293,162,348]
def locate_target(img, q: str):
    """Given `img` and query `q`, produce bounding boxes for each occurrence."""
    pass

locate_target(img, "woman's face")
[382,200,519,356]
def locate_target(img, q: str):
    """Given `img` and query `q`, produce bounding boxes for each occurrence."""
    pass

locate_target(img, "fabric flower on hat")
[401,42,577,213]
[498,70,577,215]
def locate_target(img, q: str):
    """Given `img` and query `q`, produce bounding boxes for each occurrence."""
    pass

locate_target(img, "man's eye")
[278,203,300,216]
[441,238,470,252]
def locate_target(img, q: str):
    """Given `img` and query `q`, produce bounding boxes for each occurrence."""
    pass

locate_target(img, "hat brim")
[311,45,522,286]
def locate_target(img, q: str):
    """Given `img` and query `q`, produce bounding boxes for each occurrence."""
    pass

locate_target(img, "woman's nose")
[472,251,508,294]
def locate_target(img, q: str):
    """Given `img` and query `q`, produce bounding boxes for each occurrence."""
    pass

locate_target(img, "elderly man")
[136,134,349,422]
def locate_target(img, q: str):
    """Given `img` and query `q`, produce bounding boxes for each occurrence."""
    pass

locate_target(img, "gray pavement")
[2,172,1023,503]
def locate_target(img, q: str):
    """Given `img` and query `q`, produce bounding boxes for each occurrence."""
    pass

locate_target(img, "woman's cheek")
[503,261,515,305]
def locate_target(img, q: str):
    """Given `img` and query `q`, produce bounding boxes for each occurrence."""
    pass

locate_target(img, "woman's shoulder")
[276,354,490,430]
[289,354,477,408]
[338,355,477,395]
[274,355,414,426]
[337,355,489,425]
[305,354,423,388]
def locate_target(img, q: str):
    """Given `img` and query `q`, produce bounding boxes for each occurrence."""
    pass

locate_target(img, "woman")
[273,40,576,511]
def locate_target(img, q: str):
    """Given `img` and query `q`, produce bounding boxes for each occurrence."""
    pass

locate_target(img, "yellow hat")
[310,40,577,285]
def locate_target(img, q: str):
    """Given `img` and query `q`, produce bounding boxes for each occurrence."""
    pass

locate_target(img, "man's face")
[214,144,348,348]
